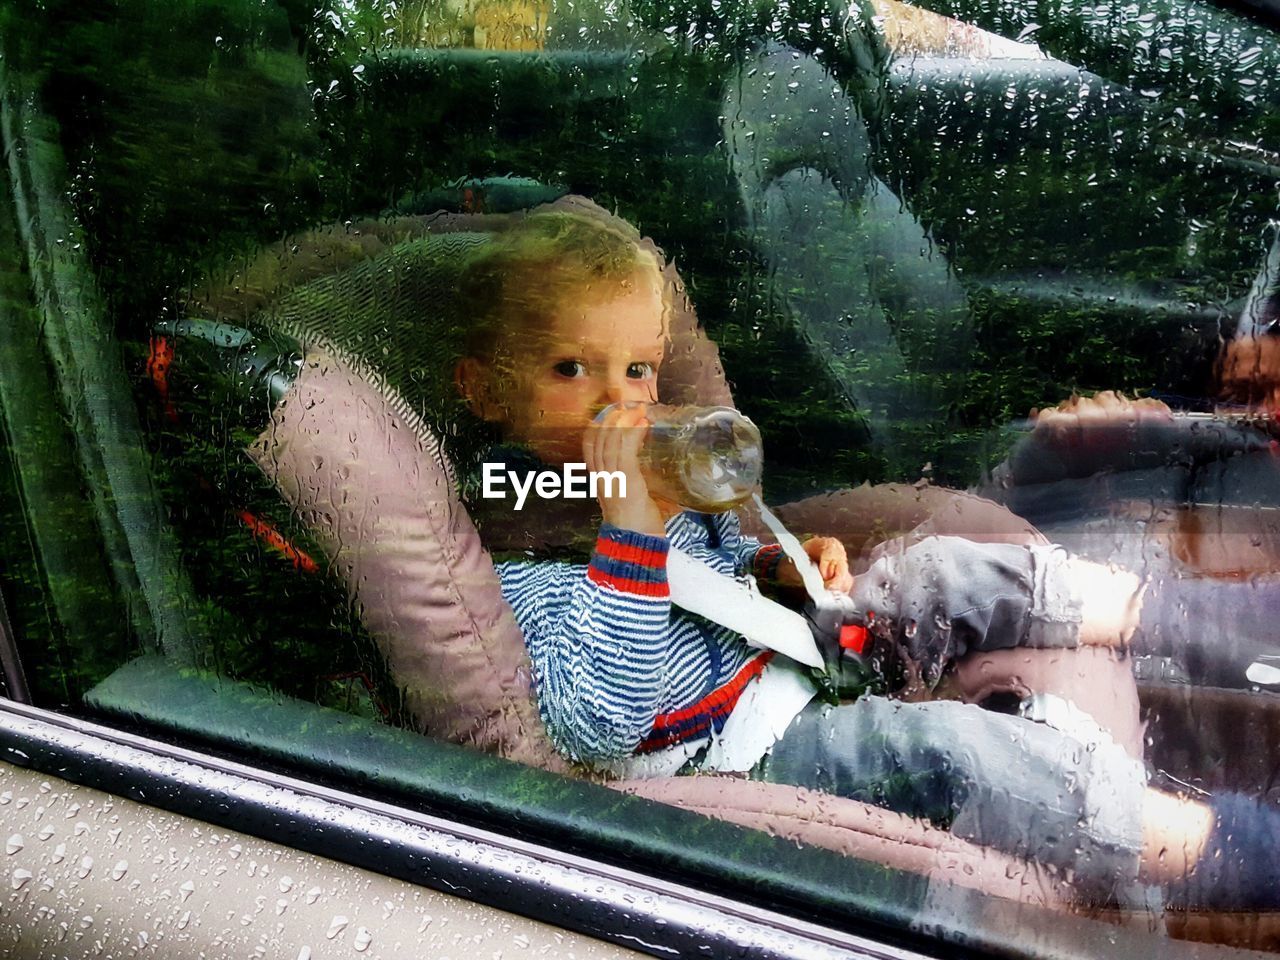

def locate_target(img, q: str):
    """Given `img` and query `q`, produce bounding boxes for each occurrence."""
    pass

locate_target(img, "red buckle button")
[838,624,869,655]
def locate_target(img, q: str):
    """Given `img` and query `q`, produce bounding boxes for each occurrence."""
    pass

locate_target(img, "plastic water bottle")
[599,403,764,512]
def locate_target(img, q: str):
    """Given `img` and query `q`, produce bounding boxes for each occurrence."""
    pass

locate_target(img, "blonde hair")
[458,210,665,358]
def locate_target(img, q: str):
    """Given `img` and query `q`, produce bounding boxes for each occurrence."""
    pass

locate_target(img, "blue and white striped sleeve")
[499,523,672,763]
[715,511,785,582]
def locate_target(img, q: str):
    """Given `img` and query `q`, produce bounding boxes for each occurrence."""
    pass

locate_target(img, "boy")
[454,209,853,768]
[453,208,1278,904]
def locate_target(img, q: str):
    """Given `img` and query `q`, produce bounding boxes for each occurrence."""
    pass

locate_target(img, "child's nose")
[603,376,628,404]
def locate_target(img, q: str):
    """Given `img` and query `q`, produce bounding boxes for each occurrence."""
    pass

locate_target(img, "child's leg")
[1144,789,1280,910]
[754,697,1148,898]
[939,646,1145,760]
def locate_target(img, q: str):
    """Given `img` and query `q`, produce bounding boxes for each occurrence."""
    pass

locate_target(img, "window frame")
[0,698,922,960]
[4,2,1280,956]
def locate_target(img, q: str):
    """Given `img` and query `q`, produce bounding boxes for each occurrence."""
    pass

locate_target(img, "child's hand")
[776,536,854,594]
[804,536,854,593]
[584,402,677,538]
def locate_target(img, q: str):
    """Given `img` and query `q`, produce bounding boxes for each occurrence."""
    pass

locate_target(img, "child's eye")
[553,360,587,378]
[626,361,655,380]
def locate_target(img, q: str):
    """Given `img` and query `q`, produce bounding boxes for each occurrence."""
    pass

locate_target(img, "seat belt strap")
[666,546,824,669]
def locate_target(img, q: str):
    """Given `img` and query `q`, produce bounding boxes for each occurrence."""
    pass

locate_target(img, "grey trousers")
[755,697,1147,894]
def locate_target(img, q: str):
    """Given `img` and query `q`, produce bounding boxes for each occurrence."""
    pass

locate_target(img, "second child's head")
[455,211,670,465]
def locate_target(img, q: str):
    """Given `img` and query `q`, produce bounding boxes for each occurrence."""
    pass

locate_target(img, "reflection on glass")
[871,0,1045,59]
[4,0,1280,953]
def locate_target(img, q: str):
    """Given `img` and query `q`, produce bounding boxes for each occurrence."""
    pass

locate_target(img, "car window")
[3,0,1280,955]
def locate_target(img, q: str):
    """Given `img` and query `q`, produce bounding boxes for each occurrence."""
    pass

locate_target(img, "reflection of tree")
[20,0,1274,496]
[392,0,458,45]
[345,0,464,48]
[915,0,1280,146]
[341,0,552,50]
[12,0,322,331]
[871,0,985,57]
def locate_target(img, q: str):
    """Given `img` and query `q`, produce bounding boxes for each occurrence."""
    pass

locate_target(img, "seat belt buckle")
[838,623,869,655]
[804,592,869,664]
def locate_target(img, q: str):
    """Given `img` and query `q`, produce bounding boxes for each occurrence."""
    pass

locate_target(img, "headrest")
[257,230,489,448]
[186,196,734,461]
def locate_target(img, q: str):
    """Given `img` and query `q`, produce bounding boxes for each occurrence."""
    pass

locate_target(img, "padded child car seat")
[175,192,1146,911]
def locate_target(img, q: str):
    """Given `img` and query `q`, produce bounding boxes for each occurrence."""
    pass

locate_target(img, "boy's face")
[464,270,668,465]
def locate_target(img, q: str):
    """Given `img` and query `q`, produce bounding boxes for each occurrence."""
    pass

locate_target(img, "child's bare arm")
[724,512,854,595]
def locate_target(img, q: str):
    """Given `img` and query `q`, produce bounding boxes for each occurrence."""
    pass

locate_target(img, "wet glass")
[2,0,1279,954]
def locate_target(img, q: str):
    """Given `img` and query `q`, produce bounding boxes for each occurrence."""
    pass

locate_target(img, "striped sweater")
[497,510,785,764]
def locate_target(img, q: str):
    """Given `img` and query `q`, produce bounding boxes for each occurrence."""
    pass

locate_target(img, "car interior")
[2,0,1279,953]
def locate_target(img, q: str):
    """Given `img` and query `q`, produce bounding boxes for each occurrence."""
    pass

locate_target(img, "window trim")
[0,696,925,960]
[0,57,198,668]
[0,589,28,701]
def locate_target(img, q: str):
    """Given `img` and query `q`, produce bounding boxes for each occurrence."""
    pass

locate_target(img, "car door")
[2,0,1279,955]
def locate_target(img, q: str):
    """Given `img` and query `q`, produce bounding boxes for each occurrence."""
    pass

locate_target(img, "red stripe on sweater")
[586,564,670,598]
[639,652,774,751]
[595,536,668,571]
[752,543,784,573]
